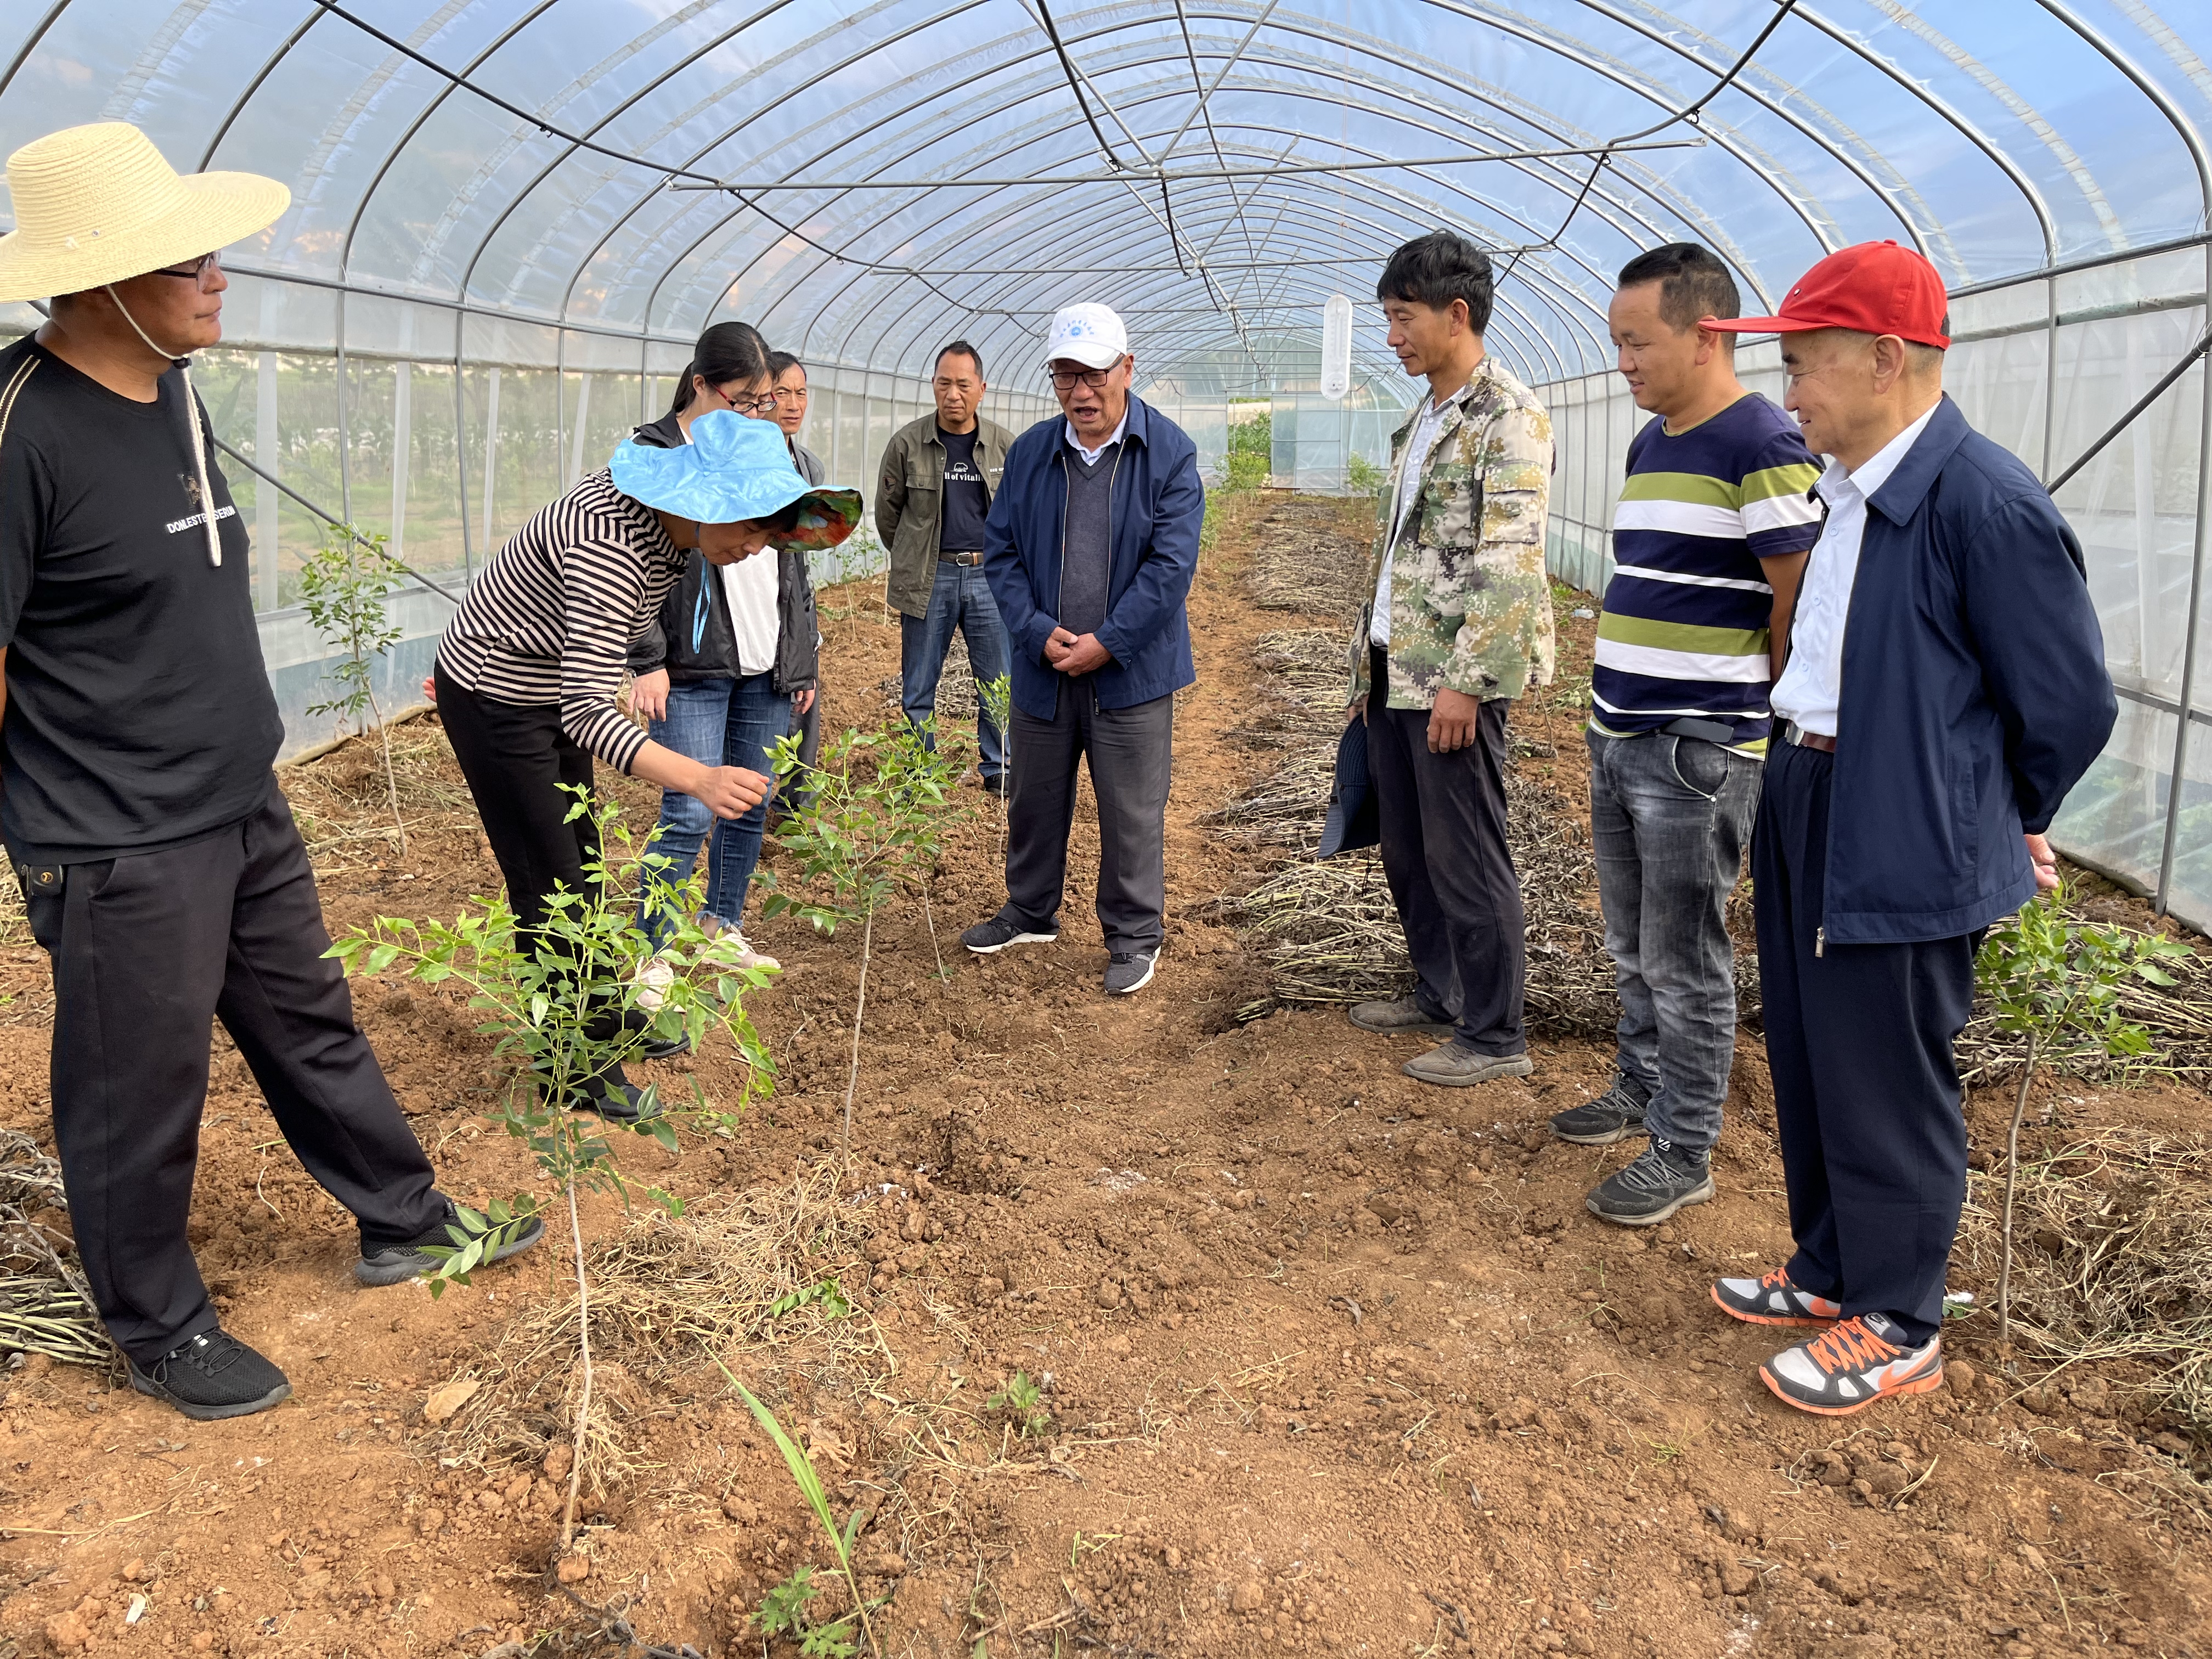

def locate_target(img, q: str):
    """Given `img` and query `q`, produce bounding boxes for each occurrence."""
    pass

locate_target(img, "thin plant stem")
[561,1172,592,1549]
[364,679,407,856]
[1997,1028,2038,1353]
[920,880,946,982]
[843,904,874,1159]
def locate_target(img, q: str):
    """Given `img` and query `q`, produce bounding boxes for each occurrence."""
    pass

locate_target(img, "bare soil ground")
[0,496,2205,1659]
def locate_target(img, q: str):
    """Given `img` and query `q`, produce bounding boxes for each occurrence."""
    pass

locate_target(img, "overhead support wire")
[1034,0,1127,170]
[662,138,1705,190]
[1499,0,1801,286]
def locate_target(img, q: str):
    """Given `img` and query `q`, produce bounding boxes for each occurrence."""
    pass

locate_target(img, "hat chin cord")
[104,285,222,569]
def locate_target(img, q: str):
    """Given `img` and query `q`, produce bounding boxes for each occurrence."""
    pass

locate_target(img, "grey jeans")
[1587,729,1760,1156]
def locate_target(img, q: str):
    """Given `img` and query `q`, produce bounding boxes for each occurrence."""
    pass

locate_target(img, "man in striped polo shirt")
[1551,244,1821,1227]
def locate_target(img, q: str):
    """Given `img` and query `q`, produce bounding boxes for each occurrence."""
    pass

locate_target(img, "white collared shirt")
[1769,403,1941,737]
[1370,391,1454,647]
[1065,410,1128,466]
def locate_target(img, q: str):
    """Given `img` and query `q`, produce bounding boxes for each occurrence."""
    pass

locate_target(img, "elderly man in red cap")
[1700,242,2114,1414]
[0,123,541,1421]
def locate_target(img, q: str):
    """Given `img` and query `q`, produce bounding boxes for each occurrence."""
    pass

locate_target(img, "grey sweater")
[1059,441,1119,638]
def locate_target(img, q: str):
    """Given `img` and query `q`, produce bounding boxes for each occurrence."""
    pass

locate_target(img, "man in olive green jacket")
[878,342,1018,785]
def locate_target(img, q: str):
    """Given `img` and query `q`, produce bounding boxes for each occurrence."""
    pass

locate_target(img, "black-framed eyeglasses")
[709,381,781,416]
[1049,360,1121,391]
[150,251,222,290]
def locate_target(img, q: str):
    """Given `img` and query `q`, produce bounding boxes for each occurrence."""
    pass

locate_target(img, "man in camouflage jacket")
[1346,231,1555,1088]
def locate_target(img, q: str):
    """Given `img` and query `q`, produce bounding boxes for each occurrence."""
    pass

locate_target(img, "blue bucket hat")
[608,410,861,551]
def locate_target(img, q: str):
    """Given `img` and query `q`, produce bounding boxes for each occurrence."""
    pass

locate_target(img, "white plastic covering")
[1,2,2209,916]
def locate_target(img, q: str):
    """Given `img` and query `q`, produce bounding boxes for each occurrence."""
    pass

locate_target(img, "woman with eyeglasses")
[623,325,826,1045]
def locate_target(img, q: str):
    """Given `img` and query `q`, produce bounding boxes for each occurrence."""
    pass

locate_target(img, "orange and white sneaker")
[1711,1267,1842,1327]
[1759,1313,1943,1416]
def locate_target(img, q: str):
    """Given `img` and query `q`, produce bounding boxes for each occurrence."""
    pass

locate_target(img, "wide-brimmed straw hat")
[0,122,289,304]
[609,409,863,550]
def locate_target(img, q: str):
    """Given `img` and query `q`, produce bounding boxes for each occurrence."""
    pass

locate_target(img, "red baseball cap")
[1704,240,1950,349]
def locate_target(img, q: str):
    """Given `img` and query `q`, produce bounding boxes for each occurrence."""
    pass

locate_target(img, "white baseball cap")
[1043,302,1129,370]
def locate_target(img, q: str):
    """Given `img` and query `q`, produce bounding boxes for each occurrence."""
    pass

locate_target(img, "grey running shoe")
[1585,1138,1716,1227]
[1711,1266,1842,1328]
[1402,1040,1535,1088]
[962,916,1059,954]
[356,1205,547,1286]
[1104,949,1158,995]
[1550,1075,1652,1145]
[128,1330,291,1421]
[1347,994,1455,1037]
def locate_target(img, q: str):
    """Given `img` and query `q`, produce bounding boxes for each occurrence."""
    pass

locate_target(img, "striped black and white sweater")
[434,469,684,774]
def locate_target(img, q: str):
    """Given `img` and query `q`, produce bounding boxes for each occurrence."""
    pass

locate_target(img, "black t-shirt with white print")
[938,426,989,551]
[0,335,281,865]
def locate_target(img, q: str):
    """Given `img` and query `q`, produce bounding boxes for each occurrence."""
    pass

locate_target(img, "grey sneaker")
[1402,1040,1534,1088]
[1347,994,1454,1037]
[1585,1139,1716,1227]
[1549,1075,1652,1145]
[962,916,1059,955]
[356,1205,548,1286]
[1104,949,1158,995]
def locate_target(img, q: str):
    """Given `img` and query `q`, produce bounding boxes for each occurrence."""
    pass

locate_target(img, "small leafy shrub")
[1974,883,2189,1347]
[300,520,408,851]
[1345,450,1387,498]
[987,1370,1052,1438]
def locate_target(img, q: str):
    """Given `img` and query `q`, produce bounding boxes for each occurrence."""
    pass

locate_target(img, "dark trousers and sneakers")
[1709,733,1959,1412]
[962,680,1173,994]
[19,787,541,1418]
[1351,646,1533,1085]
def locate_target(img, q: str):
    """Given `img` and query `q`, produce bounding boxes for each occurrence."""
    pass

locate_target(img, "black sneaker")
[128,1330,291,1421]
[1104,949,1158,995]
[1584,1138,1716,1227]
[1550,1075,1652,1145]
[961,916,1058,955]
[637,1030,694,1060]
[571,1076,663,1124]
[356,1205,547,1286]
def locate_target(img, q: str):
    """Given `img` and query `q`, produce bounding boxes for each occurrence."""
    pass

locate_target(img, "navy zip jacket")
[982,395,1205,720]
[1817,394,2114,945]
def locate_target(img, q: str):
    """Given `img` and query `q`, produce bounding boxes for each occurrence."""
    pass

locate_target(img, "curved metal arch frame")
[567,12,1709,343]
[698,91,1645,374]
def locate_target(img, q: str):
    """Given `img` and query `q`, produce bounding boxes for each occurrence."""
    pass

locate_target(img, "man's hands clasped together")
[1047,627,1112,676]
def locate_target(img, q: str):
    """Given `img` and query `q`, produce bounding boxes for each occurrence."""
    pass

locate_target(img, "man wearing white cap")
[962,304,1205,995]
[0,123,538,1421]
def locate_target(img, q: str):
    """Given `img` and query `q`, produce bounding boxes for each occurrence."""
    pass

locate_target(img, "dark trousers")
[1366,646,1526,1054]
[998,682,1173,953]
[20,785,443,1364]
[1753,741,1978,1345]
[434,667,630,1092]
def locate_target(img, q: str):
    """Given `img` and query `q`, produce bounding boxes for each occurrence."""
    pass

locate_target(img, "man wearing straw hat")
[0,123,540,1422]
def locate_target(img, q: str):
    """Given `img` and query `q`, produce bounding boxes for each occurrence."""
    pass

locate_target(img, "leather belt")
[938,549,985,566]
[1782,721,1838,753]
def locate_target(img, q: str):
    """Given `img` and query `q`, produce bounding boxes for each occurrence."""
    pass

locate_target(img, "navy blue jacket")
[983,396,1205,720]
[1818,395,2114,945]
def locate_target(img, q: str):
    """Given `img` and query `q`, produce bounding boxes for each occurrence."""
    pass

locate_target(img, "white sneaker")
[708,932,781,973]
[633,956,676,1012]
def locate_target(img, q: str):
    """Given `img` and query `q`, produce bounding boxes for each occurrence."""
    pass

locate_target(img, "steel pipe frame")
[585,20,1744,360]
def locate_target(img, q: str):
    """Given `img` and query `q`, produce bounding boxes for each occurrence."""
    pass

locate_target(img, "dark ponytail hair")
[667,320,771,417]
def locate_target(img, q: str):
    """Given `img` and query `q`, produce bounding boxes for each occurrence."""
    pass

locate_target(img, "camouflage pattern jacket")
[1349,355,1555,709]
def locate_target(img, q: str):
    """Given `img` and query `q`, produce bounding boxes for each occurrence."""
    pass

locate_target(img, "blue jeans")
[1587,729,1761,1156]
[638,673,789,945]
[900,560,1008,781]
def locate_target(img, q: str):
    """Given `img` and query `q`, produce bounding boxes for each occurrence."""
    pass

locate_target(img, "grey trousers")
[997,683,1173,953]
[1587,729,1760,1156]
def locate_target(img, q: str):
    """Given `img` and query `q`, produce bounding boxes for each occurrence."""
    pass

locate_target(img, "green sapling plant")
[979,672,1014,865]
[758,721,965,1154]
[300,520,408,853]
[330,788,772,1545]
[1973,882,2188,1348]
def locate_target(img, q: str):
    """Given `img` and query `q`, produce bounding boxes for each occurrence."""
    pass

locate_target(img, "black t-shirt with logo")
[0,336,281,865]
[938,426,989,551]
